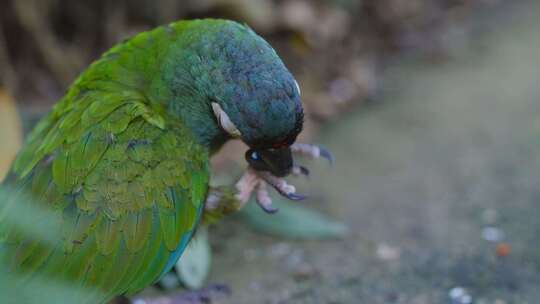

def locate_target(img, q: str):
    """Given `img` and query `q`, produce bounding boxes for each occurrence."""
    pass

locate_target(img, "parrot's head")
[174,20,304,177]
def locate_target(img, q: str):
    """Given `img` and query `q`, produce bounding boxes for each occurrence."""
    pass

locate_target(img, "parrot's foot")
[204,189,225,211]
[234,167,303,214]
[131,284,231,304]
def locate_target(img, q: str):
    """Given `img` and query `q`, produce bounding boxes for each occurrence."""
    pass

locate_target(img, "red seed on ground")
[496,243,511,257]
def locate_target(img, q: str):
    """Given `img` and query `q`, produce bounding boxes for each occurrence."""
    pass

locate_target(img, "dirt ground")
[198,2,540,303]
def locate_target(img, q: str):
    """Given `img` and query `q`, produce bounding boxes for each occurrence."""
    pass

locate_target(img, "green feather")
[123,208,164,294]
[51,151,72,193]
[95,216,122,255]
[123,209,152,252]
[157,200,179,251]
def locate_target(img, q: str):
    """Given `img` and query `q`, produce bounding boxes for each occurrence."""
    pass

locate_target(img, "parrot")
[0,19,331,303]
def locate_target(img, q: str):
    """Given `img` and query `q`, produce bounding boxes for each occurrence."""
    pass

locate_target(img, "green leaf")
[0,186,61,246]
[0,89,22,181]
[0,186,101,304]
[175,227,211,289]
[240,195,348,239]
[0,270,99,304]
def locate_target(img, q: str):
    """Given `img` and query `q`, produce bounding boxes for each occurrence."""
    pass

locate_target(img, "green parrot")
[0,19,330,303]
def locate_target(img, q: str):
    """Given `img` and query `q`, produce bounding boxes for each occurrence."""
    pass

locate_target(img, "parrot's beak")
[245,147,293,177]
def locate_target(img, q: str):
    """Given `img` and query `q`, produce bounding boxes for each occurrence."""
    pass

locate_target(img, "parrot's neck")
[156,42,232,154]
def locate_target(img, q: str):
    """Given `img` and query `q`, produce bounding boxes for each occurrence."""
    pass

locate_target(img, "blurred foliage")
[175,227,211,289]
[240,195,349,239]
[0,271,95,304]
[0,0,503,189]
[0,186,102,304]
[0,90,22,181]
[0,0,499,120]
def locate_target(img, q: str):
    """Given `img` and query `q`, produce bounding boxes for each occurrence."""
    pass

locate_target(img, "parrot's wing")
[1,88,209,302]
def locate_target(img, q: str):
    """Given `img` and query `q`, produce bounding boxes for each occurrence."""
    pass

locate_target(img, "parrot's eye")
[245,149,265,170]
[211,102,242,138]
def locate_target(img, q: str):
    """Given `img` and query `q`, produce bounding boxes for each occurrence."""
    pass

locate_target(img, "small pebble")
[376,243,401,261]
[460,294,472,304]
[448,287,472,304]
[481,226,504,242]
[291,263,317,281]
[448,287,466,299]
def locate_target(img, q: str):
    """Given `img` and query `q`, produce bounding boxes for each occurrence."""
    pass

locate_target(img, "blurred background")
[1,0,540,303]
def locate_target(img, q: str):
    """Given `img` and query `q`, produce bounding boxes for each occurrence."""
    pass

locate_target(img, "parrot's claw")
[292,165,310,178]
[234,168,306,214]
[291,143,334,165]
[319,147,335,165]
[257,201,279,214]
[284,192,308,201]
[257,171,308,201]
[255,181,279,214]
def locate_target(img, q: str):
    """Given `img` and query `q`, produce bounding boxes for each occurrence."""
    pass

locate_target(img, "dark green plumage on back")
[0,19,303,303]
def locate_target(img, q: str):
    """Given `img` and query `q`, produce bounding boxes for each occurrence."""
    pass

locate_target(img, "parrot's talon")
[291,143,334,165]
[292,165,310,177]
[318,147,334,165]
[258,202,279,214]
[261,176,307,201]
[234,167,308,212]
[258,172,297,196]
[255,180,278,213]
[282,192,307,201]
